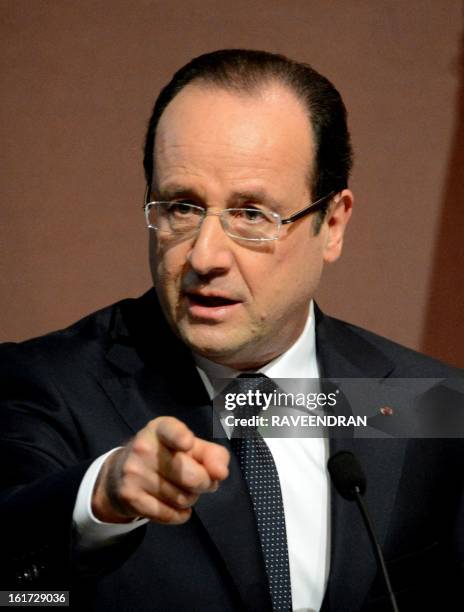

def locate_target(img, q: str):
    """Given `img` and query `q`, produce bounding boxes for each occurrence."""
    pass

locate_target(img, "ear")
[323,189,354,263]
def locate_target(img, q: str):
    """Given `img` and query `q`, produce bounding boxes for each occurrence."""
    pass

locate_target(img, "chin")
[179,326,248,362]
[181,331,274,371]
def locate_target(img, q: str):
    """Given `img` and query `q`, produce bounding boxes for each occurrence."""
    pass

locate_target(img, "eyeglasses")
[143,191,335,242]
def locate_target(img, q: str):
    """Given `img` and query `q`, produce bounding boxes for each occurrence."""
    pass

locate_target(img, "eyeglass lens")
[147,202,279,240]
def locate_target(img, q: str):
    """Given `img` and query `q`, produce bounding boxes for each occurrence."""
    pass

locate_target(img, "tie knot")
[236,372,275,392]
[217,373,278,437]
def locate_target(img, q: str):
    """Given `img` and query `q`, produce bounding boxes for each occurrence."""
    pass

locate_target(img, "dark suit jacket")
[0,289,463,611]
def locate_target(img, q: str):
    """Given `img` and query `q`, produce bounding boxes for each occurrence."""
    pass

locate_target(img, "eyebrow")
[154,185,200,200]
[228,189,280,209]
[155,184,281,209]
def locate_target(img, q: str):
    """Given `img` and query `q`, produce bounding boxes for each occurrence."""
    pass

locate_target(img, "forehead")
[153,83,314,200]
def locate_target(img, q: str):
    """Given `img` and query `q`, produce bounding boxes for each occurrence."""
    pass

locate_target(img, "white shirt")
[73,301,330,612]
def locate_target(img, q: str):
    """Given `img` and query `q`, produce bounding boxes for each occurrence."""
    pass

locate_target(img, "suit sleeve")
[0,342,145,589]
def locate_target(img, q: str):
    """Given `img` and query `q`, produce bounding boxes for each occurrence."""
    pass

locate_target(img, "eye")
[167,201,199,216]
[232,208,267,223]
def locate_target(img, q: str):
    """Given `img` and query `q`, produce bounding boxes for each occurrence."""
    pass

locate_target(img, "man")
[0,49,463,612]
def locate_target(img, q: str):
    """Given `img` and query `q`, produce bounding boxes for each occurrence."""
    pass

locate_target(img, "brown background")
[1,0,463,367]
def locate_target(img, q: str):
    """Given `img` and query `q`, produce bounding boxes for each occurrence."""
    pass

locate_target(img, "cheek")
[272,240,324,296]
[150,237,186,288]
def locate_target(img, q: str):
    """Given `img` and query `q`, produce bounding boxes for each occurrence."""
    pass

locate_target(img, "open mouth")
[186,294,239,308]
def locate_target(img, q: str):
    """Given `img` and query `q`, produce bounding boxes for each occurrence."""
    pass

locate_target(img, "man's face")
[150,83,352,369]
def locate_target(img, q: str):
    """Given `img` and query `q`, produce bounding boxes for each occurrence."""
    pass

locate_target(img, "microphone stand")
[353,486,399,612]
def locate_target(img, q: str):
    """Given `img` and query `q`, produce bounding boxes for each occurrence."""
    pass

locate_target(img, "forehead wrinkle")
[156,137,282,167]
[157,138,288,177]
[156,146,284,193]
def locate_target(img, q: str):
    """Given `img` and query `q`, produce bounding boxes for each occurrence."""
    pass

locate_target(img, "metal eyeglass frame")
[143,188,335,242]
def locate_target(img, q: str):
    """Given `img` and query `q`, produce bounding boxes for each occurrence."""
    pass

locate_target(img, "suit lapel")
[315,306,406,611]
[100,290,272,611]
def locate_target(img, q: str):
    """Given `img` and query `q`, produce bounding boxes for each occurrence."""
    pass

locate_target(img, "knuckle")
[118,483,138,507]
[131,436,154,457]
[150,416,175,432]
[121,457,142,479]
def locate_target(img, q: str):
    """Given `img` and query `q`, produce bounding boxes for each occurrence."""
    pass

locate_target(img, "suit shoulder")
[329,315,463,377]
[0,295,137,368]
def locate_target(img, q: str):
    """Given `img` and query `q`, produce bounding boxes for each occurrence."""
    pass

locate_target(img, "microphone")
[328,451,399,612]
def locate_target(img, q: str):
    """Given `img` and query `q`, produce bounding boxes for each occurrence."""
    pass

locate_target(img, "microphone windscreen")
[328,450,367,500]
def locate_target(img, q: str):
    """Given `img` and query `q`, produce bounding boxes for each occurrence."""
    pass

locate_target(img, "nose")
[187,213,234,276]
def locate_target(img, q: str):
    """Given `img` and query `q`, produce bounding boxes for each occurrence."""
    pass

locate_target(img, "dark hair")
[143,49,352,205]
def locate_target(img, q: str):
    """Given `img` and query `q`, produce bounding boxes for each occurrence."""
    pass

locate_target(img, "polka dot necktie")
[227,374,292,612]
